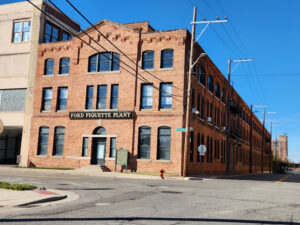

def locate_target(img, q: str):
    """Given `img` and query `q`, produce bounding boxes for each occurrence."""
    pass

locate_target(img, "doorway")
[91,126,107,166]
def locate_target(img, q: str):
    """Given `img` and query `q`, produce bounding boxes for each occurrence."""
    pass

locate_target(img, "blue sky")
[3,0,300,162]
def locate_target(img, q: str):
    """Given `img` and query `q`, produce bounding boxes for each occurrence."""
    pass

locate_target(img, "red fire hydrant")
[160,169,165,179]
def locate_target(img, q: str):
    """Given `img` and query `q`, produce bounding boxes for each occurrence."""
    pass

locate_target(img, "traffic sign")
[198,145,206,156]
[176,128,186,132]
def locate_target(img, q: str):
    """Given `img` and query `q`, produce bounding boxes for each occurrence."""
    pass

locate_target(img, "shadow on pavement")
[0,217,298,224]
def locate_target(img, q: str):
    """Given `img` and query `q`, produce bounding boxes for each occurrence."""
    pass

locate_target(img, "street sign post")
[198,145,206,156]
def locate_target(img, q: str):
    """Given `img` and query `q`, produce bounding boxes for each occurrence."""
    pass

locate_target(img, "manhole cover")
[161,191,182,194]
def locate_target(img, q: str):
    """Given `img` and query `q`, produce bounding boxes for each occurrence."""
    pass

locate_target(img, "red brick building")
[28,20,271,175]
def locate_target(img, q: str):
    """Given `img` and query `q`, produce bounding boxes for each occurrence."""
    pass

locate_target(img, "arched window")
[142,51,154,69]
[215,82,220,98]
[221,89,226,103]
[37,126,49,155]
[88,52,120,72]
[93,126,106,135]
[160,49,173,68]
[157,126,171,160]
[44,58,54,75]
[208,74,214,93]
[138,126,151,159]
[53,126,65,156]
[59,57,70,74]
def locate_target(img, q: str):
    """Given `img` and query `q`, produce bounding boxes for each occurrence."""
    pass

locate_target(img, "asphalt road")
[1,169,300,225]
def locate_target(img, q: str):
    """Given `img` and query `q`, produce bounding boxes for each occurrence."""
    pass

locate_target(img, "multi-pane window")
[206,136,210,163]
[157,126,171,160]
[53,126,65,156]
[200,68,206,86]
[44,22,59,43]
[44,59,54,75]
[160,83,172,109]
[141,84,153,109]
[62,32,71,41]
[201,98,205,119]
[197,94,200,112]
[110,137,116,158]
[88,52,120,72]
[110,85,119,109]
[191,89,195,109]
[201,134,205,162]
[82,137,88,157]
[57,87,68,110]
[221,89,226,103]
[37,126,49,155]
[97,85,107,109]
[208,74,214,93]
[13,21,31,43]
[197,133,200,162]
[85,86,94,109]
[59,57,70,74]
[160,49,174,68]
[142,51,154,69]
[42,88,52,111]
[190,131,194,162]
[215,82,220,98]
[138,126,151,159]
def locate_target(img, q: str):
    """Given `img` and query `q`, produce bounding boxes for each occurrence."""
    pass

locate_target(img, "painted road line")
[0,173,82,180]
[275,175,290,183]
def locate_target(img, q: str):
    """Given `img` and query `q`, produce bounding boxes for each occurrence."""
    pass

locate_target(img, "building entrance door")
[92,138,106,165]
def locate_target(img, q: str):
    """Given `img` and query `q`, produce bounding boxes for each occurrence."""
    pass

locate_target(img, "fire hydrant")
[160,169,165,179]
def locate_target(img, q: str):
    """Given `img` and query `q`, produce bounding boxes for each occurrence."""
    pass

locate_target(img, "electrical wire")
[25,0,185,104]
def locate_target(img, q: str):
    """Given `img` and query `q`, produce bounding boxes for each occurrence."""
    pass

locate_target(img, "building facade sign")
[69,111,134,120]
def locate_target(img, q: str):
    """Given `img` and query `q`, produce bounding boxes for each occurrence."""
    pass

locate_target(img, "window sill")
[43,75,54,78]
[36,155,47,157]
[66,156,90,159]
[58,73,70,77]
[105,157,115,161]
[52,155,63,158]
[41,110,51,113]
[198,82,206,88]
[140,108,153,111]
[86,71,121,75]
[207,90,214,95]
[56,110,67,112]
[137,159,151,162]
[159,67,174,71]
[154,160,171,163]
[84,109,118,112]
[141,68,154,72]
[11,41,30,44]
[159,108,172,111]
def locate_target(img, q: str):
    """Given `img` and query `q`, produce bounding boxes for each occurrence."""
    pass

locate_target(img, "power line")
[25,0,184,104]
[65,0,187,93]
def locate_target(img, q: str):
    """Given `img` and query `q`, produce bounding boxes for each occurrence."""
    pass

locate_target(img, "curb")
[17,195,67,207]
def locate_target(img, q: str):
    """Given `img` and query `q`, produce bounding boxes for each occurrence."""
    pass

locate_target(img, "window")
[190,131,194,162]
[138,126,151,159]
[160,83,172,109]
[160,49,173,68]
[44,59,54,75]
[85,86,94,109]
[141,84,153,109]
[157,126,171,160]
[62,32,71,41]
[82,137,88,157]
[200,67,206,86]
[59,57,70,74]
[197,94,200,111]
[208,74,214,93]
[44,22,59,43]
[110,137,116,158]
[88,52,120,72]
[42,88,52,111]
[13,21,31,43]
[53,126,65,156]
[201,98,204,119]
[191,89,195,109]
[221,89,226,103]
[215,82,220,98]
[110,85,119,109]
[206,136,210,163]
[97,85,107,109]
[201,134,205,162]
[197,133,200,162]
[142,51,154,69]
[57,87,68,110]
[37,126,49,155]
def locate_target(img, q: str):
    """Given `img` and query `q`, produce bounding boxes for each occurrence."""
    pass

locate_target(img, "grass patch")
[123,171,180,177]
[20,166,73,170]
[0,181,36,191]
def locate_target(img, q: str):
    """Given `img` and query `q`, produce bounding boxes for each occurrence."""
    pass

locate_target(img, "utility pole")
[226,58,253,175]
[249,104,253,174]
[262,107,266,173]
[183,6,197,178]
[183,8,227,178]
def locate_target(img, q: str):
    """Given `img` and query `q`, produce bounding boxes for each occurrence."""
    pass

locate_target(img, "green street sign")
[176,128,186,132]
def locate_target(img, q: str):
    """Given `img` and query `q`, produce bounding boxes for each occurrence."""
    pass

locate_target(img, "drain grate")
[15,204,40,208]
[161,191,182,194]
